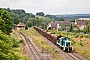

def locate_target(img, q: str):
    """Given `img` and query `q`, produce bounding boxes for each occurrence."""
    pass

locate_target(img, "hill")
[55,14,90,20]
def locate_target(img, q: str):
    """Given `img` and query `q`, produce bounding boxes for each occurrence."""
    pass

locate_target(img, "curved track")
[20,33,43,60]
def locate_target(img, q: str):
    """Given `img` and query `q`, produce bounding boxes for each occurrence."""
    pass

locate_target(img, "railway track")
[20,33,43,60]
[67,53,82,60]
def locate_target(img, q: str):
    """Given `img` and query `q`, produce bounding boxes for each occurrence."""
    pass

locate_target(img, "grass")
[10,30,30,60]
[21,27,65,60]
[50,30,90,60]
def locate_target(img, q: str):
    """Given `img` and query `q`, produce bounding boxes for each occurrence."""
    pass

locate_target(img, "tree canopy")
[84,21,90,34]
[36,12,45,16]
[0,8,14,35]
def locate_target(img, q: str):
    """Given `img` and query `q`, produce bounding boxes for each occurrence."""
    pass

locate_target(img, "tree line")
[4,8,53,29]
[0,8,19,60]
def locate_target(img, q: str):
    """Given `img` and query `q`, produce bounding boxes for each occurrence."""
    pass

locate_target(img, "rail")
[20,33,43,60]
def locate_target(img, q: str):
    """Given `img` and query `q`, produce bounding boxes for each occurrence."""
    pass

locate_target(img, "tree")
[26,18,35,27]
[36,12,45,16]
[9,12,20,24]
[84,21,90,34]
[61,25,66,31]
[45,14,59,20]
[70,24,73,32]
[30,13,35,18]
[59,18,64,21]
[70,19,75,22]
[0,8,14,35]
[5,8,32,24]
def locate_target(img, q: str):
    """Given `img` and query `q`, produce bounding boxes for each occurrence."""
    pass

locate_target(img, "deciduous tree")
[0,8,14,35]
[84,21,90,34]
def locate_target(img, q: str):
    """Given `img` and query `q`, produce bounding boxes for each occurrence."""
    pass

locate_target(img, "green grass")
[21,27,64,60]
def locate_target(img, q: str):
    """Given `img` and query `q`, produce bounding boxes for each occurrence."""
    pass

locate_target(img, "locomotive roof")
[57,35,63,39]
[60,37,70,41]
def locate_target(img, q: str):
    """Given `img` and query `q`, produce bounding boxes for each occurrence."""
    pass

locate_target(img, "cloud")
[0,0,90,14]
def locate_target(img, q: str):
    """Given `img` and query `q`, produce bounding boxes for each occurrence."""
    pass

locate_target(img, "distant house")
[47,21,70,31]
[47,21,57,30]
[75,20,87,30]
[16,22,26,30]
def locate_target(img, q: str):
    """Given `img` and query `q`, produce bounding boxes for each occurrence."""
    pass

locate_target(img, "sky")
[0,0,90,15]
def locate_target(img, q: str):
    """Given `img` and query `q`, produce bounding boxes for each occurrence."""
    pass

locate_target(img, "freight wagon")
[33,26,73,52]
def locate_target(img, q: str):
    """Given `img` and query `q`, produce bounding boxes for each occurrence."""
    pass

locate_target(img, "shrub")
[12,38,19,48]
[19,39,24,43]
[79,40,84,47]
[79,34,84,38]
[75,34,79,38]
[70,38,76,45]
[0,31,19,60]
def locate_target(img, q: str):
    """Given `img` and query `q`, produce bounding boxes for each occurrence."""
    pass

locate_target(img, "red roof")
[76,21,87,25]
[76,20,87,29]
[48,21,70,28]
[56,21,70,26]
[49,21,57,28]
[16,22,25,27]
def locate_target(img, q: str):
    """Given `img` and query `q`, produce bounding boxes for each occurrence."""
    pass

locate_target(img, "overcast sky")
[0,0,90,15]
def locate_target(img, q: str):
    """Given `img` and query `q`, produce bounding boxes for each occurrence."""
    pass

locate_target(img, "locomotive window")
[62,37,69,41]
[58,39,60,43]
[66,42,70,47]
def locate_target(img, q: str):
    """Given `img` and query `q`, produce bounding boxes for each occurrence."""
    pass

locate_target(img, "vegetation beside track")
[10,30,30,60]
[21,27,65,60]
[50,30,90,60]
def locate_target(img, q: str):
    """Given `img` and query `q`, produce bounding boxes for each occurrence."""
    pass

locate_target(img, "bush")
[79,40,84,47]
[12,38,19,48]
[19,39,24,43]
[70,38,76,45]
[0,31,19,60]
[79,34,84,38]
[75,34,79,38]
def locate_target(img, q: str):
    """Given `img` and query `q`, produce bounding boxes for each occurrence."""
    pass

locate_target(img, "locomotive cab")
[57,37,72,52]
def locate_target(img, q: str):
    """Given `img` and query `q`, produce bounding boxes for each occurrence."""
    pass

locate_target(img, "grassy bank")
[50,30,90,60]
[21,27,64,60]
[10,30,29,60]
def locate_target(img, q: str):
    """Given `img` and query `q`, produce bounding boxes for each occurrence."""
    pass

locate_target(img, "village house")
[16,22,26,30]
[74,20,87,30]
[47,21,57,30]
[47,21,70,32]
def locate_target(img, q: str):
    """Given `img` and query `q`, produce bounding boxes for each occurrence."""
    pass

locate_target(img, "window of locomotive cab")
[62,37,69,41]
[66,42,70,47]
[58,38,60,43]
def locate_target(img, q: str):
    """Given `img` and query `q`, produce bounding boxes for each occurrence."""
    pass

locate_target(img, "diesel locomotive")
[33,26,73,52]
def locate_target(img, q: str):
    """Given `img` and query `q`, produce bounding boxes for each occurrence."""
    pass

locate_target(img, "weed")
[80,35,84,38]
[75,34,79,38]
[79,40,84,47]
[19,39,24,43]
[71,39,76,45]
[82,50,87,55]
